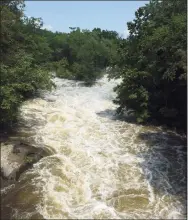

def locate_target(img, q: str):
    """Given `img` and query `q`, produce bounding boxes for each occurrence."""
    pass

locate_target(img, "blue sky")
[25,1,148,38]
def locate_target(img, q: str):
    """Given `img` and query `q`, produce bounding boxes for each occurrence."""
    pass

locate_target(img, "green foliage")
[0,0,121,129]
[55,58,74,79]
[0,1,53,128]
[39,26,120,82]
[114,69,150,123]
[112,0,187,130]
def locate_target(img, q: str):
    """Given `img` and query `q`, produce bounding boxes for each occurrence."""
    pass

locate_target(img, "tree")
[44,27,120,83]
[0,0,53,128]
[0,0,121,128]
[111,0,187,131]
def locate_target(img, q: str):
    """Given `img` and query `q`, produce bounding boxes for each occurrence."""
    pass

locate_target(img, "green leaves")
[112,0,187,130]
[0,2,53,128]
[45,27,120,83]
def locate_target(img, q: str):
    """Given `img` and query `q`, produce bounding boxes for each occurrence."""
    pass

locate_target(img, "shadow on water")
[96,108,137,123]
[137,131,187,212]
[97,108,187,214]
[78,81,96,87]
[97,108,187,135]
[96,109,117,120]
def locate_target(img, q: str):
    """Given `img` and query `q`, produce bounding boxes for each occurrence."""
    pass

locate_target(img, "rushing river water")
[1,76,187,219]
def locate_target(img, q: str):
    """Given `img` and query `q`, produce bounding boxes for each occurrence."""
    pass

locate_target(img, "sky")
[25,1,148,38]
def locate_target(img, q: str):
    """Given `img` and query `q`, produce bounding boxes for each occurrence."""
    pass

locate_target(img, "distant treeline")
[0,0,121,128]
[1,0,187,132]
[42,27,120,82]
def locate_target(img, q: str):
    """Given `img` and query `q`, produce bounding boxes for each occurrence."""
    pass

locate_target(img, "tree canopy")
[1,0,186,132]
[0,0,121,128]
[110,0,187,131]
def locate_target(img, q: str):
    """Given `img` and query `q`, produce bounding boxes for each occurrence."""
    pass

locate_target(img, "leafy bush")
[0,1,53,129]
[0,0,121,129]
[112,0,187,131]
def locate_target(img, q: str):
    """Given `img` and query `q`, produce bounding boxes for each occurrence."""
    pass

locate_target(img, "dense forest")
[0,0,120,128]
[0,0,187,132]
[111,0,187,131]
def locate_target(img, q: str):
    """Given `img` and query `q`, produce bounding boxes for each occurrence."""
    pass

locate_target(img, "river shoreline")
[0,135,51,190]
[1,76,187,219]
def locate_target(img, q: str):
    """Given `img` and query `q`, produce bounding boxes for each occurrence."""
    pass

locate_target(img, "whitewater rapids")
[1,76,187,219]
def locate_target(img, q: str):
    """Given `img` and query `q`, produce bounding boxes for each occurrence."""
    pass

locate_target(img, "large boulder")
[1,141,50,187]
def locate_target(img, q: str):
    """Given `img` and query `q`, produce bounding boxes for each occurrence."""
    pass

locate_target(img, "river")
[1,76,187,219]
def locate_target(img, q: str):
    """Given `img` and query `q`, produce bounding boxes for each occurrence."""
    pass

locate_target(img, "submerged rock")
[1,141,50,187]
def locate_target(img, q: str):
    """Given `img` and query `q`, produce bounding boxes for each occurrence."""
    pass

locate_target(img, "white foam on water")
[1,75,186,219]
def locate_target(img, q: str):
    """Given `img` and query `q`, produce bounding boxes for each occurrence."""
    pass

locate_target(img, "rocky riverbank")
[1,138,50,190]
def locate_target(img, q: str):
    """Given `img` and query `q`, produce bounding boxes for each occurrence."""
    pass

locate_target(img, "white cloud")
[119,29,130,39]
[42,24,53,31]
[123,29,129,39]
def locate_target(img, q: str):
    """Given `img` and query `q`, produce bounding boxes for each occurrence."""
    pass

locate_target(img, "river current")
[1,76,187,219]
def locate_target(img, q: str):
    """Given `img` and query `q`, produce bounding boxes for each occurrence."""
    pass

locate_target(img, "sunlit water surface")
[1,76,187,219]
